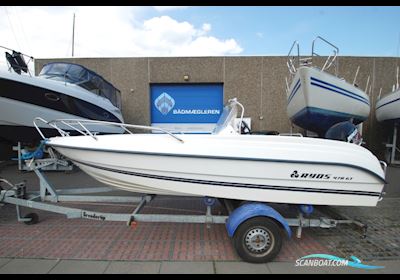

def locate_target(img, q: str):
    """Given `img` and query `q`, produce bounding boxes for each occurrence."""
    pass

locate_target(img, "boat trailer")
[0,159,368,263]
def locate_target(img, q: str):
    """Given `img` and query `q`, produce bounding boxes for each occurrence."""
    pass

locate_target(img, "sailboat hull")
[376,89,400,123]
[287,67,370,135]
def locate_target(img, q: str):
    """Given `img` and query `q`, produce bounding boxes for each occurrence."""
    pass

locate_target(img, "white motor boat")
[0,47,124,144]
[286,37,370,136]
[35,98,387,207]
[375,67,400,123]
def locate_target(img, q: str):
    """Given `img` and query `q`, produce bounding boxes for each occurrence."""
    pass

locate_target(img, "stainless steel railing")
[311,36,339,75]
[286,36,340,78]
[33,117,185,143]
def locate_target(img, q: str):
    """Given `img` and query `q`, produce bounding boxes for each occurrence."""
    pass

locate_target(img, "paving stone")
[105,261,161,274]
[368,260,400,274]
[215,261,271,274]
[267,261,328,274]
[49,260,109,274]
[323,266,383,274]
[0,258,11,269]
[160,261,214,274]
[0,258,59,274]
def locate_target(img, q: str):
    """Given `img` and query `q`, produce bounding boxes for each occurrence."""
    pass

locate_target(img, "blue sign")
[151,84,223,124]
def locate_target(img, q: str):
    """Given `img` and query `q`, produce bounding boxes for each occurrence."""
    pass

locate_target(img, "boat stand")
[13,142,74,172]
[385,124,400,165]
[0,161,369,263]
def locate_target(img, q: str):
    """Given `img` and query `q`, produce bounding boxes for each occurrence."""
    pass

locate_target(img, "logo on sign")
[155,92,175,115]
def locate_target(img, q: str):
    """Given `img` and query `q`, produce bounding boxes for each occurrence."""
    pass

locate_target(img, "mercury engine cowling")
[324,121,362,145]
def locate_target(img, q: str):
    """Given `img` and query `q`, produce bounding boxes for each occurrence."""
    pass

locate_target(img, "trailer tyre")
[24,213,39,225]
[233,217,282,263]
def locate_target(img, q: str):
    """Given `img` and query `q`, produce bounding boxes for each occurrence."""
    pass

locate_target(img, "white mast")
[72,13,75,57]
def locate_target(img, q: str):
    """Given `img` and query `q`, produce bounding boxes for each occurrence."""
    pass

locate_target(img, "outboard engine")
[324,121,362,145]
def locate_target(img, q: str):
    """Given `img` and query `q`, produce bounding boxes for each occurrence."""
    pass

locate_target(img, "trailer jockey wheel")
[203,197,216,206]
[233,217,282,263]
[23,213,39,225]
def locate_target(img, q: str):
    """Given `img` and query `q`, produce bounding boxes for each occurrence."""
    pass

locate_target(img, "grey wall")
[35,56,400,159]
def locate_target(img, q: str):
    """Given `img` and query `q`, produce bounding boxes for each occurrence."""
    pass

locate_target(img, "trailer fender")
[226,202,292,238]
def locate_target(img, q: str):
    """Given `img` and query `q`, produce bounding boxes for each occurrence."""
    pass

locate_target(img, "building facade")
[34,56,400,159]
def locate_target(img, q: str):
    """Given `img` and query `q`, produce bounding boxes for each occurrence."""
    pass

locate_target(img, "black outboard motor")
[324,120,362,145]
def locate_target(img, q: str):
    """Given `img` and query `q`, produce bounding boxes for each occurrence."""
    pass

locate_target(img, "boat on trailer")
[34,98,386,208]
[0,98,385,263]
[286,36,370,136]
[0,46,124,145]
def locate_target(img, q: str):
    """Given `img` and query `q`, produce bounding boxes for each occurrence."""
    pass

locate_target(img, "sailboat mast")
[72,13,75,57]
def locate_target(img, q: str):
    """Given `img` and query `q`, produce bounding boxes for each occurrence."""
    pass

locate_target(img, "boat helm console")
[212,98,244,135]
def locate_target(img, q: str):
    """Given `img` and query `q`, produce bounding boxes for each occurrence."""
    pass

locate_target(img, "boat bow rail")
[33,98,247,143]
[311,36,339,75]
[33,117,185,143]
[286,36,340,88]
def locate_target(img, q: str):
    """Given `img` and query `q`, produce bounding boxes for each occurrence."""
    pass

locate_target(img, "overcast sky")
[1,6,400,73]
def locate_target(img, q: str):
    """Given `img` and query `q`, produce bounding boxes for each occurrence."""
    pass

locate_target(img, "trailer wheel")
[233,217,282,263]
[23,213,39,225]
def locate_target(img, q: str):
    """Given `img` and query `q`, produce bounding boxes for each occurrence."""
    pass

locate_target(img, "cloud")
[129,16,243,56]
[0,6,242,65]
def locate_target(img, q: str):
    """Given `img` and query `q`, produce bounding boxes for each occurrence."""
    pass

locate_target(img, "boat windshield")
[212,100,238,134]
[38,62,122,110]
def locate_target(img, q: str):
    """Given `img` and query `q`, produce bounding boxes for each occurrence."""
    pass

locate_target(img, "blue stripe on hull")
[287,75,369,107]
[288,79,301,104]
[310,77,370,105]
[290,107,367,136]
[376,96,400,110]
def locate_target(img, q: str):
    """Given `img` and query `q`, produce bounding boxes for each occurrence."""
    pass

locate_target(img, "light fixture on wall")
[183,74,190,81]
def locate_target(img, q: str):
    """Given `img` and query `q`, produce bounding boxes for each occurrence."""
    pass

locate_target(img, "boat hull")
[47,134,385,207]
[287,67,370,135]
[376,89,400,123]
[0,71,124,144]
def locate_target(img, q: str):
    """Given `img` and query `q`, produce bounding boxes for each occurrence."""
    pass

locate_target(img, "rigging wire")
[3,6,22,51]
[14,6,32,53]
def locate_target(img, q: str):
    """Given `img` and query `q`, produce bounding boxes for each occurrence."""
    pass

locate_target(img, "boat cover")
[38,62,121,110]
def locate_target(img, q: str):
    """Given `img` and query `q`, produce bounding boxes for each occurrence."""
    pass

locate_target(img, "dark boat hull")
[0,73,124,145]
